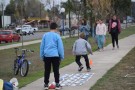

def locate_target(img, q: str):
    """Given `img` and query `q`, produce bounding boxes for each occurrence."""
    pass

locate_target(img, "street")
[20,29,79,41]
[20,32,45,41]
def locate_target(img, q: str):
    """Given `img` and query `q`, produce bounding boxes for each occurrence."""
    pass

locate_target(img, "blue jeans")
[97,35,105,49]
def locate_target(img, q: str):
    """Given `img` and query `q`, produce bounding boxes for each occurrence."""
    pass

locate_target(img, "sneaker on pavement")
[99,49,102,52]
[102,48,104,51]
[44,84,48,90]
[55,83,62,90]
[78,65,84,72]
[87,68,91,72]
[117,45,119,49]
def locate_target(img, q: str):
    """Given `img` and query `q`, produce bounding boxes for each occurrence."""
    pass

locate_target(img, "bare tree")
[87,0,112,19]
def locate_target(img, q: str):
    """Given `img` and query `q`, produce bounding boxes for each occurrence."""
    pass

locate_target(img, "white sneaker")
[44,84,48,90]
[55,83,62,90]
[99,49,102,52]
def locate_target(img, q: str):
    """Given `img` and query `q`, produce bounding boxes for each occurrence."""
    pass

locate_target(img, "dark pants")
[75,55,90,69]
[85,35,89,41]
[43,57,60,85]
[111,33,119,47]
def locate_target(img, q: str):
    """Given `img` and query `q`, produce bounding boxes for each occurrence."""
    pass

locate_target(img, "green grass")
[90,47,135,90]
[0,42,19,46]
[0,26,135,88]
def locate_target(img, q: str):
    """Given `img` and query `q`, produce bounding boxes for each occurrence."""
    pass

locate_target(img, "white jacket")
[96,23,107,35]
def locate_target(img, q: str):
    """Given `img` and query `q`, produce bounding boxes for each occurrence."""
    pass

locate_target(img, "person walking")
[72,32,93,72]
[94,20,99,38]
[108,15,121,50]
[94,20,100,50]
[96,19,107,51]
[40,22,64,90]
[79,19,90,41]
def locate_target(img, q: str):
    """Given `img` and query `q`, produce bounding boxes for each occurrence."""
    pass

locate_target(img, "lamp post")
[60,8,65,36]
[87,9,92,37]
[77,0,82,38]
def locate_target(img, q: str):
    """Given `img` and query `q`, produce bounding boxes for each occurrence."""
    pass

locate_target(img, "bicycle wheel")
[14,59,19,75]
[20,59,29,77]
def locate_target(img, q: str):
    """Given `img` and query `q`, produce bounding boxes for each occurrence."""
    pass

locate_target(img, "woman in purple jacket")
[108,15,121,50]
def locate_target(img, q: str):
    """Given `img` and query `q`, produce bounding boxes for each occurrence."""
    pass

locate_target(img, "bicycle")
[13,48,34,77]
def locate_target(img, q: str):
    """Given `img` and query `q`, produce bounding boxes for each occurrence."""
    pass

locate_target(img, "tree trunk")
[69,10,71,37]
[83,0,87,19]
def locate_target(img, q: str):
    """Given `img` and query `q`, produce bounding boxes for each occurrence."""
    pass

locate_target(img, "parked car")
[15,25,34,35]
[33,27,38,32]
[0,30,20,43]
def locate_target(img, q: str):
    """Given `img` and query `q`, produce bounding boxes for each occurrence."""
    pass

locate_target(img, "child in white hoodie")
[72,33,93,72]
[96,19,107,51]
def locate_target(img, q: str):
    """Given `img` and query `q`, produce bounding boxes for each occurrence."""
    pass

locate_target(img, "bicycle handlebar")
[14,48,34,53]
[22,49,34,53]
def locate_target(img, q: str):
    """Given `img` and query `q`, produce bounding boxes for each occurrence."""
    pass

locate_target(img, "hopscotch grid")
[58,72,94,87]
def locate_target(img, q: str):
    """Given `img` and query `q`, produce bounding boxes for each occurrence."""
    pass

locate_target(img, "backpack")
[3,82,13,90]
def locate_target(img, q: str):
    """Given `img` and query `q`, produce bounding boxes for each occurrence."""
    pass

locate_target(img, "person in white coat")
[96,19,107,51]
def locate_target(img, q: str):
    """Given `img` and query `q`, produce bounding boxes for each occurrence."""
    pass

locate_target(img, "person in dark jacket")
[108,15,121,50]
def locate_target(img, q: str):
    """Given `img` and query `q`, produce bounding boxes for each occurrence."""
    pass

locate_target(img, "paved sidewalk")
[20,34,135,90]
[0,35,70,50]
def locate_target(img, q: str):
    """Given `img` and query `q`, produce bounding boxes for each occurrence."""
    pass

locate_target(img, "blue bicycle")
[14,48,34,77]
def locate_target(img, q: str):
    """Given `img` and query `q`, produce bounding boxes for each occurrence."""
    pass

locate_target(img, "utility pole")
[40,3,41,19]
[1,0,5,30]
[53,0,55,21]
[82,0,87,19]
[68,0,71,37]
[21,0,24,49]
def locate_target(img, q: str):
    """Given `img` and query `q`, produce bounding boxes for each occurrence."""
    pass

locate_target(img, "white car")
[15,25,34,35]
[33,27,38,32]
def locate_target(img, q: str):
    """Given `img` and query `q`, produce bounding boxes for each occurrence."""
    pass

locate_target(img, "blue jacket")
[79,25,90,35]
[40,32,64,60]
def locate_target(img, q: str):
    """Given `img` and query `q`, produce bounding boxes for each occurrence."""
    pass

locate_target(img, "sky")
[2,0,135,4]
[0,0,68,10]
[2,0,135,8]
[41,0,67,10]
[1,0,68,5]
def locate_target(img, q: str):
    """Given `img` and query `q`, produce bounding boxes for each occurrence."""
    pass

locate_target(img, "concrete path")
[0,35,71,50]
[20,34,135,90]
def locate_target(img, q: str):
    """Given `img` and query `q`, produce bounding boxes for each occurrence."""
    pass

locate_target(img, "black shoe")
[55,83,62,90]
[78,65,84,72]
[87,68,91,72]
[44,84,48,90]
